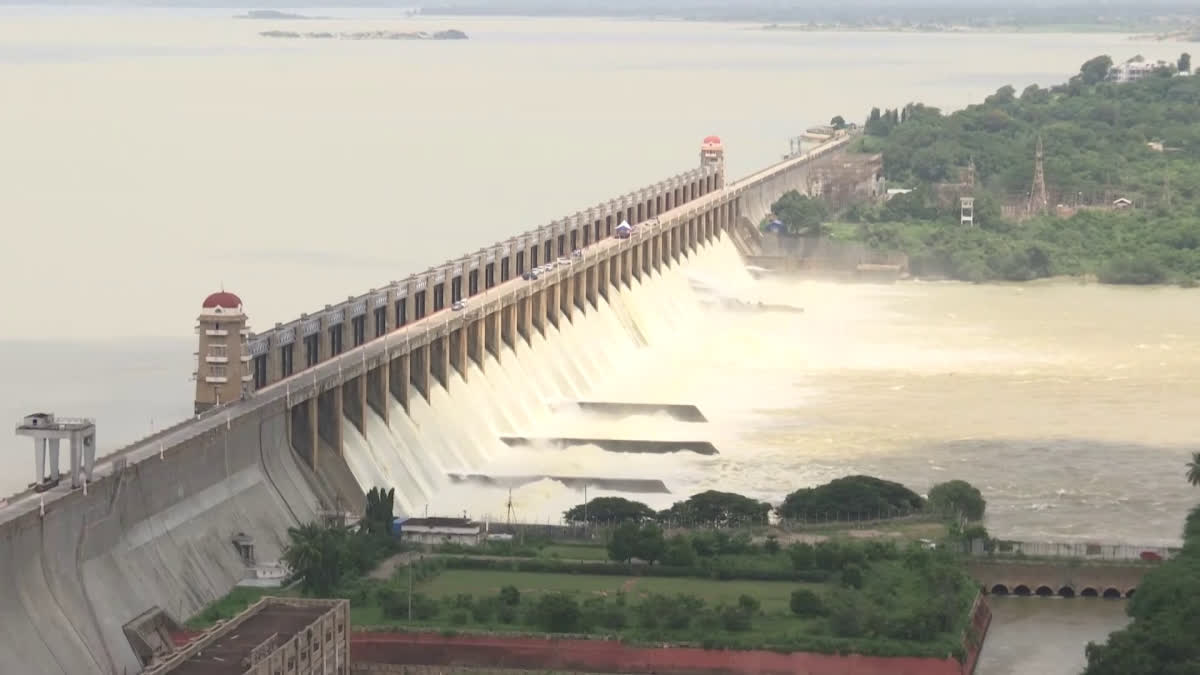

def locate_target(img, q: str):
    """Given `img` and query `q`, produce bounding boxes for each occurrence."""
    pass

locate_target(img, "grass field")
[536,544,609,561]
[418,569,815,614]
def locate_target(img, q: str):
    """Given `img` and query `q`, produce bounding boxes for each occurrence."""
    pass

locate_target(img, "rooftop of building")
[400,516,478,528]
[153,598,339,675]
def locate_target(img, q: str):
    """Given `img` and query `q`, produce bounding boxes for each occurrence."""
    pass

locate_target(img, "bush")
[471,598,495,623]
[763,535,780,554]
[790,589,825,617]
[788,542,815,569]
[452,593,474,610]
[737,594,761,614]
[529,593,581,633]
[498,585,520,606]
[841,563,865,589]
[719,605,753,632]
[496,603,517,624]
[440,554,828,583]
[450,610,469,626]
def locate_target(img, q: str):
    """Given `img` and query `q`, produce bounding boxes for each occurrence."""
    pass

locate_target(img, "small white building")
[1109,60,1172,84]
[398,517,484,546]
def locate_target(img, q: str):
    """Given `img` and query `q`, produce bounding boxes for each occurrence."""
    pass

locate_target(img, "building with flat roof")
[140,597,349,675]
[397,516,484,546]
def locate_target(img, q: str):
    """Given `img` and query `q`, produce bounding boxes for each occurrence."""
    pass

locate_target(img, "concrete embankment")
[0,407,324,674]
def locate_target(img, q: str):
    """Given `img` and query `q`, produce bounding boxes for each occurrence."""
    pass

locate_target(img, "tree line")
[798,55,1200,285]
[563,477,986,527]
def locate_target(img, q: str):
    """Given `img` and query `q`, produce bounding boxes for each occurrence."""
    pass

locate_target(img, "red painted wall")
[352,633,966,675]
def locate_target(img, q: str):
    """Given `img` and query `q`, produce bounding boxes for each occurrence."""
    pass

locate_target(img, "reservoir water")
[0,10,1188,672]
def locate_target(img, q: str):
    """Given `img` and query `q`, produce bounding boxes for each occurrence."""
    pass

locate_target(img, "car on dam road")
[572,248,583,259]
[452,299,467,311]
[557,256,571,266]
[522,270,539,281]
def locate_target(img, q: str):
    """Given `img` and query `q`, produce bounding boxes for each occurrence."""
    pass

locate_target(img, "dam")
[0,133,859,675]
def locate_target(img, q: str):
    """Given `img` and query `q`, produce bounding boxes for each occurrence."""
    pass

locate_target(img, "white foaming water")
[337,238,743,520]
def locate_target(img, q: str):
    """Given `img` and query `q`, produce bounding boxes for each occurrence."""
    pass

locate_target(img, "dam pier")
[0,133,859,675]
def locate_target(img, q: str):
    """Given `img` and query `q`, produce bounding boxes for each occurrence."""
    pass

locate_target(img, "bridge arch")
[1080,587,1099,597]
[1013,584,1032,596]
[1102,588,1123,599]
[1035,585,1054,597]
[1058,586,1075,598]
[990,584,1009,595]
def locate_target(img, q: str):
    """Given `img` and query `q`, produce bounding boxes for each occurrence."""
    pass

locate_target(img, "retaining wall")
[351,595,992,675]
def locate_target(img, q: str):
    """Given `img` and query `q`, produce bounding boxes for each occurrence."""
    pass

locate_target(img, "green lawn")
[420,569,624,597]
[418,569,816,615]
[537,544,609,561]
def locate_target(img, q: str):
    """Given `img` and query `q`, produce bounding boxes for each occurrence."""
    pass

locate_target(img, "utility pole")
[407,563,413,622]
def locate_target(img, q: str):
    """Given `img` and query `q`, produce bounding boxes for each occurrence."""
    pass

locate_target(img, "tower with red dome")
[194,290,252,414]
[700,135,724,169]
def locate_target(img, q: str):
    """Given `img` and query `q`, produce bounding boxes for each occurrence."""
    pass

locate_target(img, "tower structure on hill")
[194,290,251,415]
[1028,135,1049,215]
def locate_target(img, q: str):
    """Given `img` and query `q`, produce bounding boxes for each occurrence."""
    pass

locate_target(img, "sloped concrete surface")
[0,411,321,675]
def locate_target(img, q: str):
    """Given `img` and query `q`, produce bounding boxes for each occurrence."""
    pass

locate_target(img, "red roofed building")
[194,289,252,415]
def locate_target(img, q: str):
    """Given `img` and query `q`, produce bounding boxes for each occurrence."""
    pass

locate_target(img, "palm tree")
[1188,452,1200,487]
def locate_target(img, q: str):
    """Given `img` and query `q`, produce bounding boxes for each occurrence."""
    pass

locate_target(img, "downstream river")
[0,10,1186,673]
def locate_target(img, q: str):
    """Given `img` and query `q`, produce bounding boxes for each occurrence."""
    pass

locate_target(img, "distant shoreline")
[259,29,468,41]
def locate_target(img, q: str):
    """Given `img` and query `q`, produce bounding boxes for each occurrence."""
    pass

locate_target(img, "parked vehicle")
[452,300,467,311]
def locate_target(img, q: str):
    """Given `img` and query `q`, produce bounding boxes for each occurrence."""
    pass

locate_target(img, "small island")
[235,10,333,20]
[259,29,468,41]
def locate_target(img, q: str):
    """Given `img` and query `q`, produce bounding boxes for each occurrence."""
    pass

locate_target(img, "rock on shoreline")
[259,29,468,40]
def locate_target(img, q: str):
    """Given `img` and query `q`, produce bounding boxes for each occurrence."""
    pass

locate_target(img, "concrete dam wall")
[0,136,846,675]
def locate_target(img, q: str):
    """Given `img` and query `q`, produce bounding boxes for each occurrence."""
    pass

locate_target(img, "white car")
[557,256,571,266]
[571,249,583,259]
[452,300,467,311]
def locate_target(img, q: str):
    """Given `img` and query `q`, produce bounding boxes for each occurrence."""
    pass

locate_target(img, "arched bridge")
[968,560,1152,600]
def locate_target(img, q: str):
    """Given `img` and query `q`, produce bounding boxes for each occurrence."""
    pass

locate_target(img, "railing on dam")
[971,539,1178,562]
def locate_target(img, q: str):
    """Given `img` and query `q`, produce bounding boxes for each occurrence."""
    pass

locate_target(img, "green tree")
[633,523,666,565]
[768,191,830,236]
[364,487,396,537]
[1079,55,1114,85]
[658,490,772,526]
[662,534,698,567]
[789,589,825,617]
[606,521,639,563]
[1188,452,1200,487]
[564,496,655,524]
[1179,52,1191,74]
[778,475,924,520]
[282,522,350,596]
[830,115,847,129]
[926,480,987,521]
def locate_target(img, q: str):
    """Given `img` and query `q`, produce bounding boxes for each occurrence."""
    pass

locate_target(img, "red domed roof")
[702,135,722,145]
[202,291,242,309]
